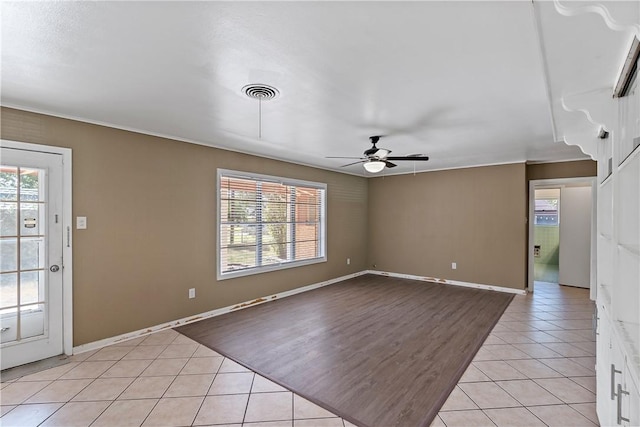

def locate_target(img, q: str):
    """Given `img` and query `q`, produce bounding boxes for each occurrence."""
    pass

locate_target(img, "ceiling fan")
[327,136,429,173]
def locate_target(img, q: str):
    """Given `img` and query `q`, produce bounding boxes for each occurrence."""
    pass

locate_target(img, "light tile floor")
[533,263,559,283]
[0,282,598,427]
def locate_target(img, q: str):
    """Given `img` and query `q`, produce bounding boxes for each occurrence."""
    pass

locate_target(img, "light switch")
[76,216,87,229]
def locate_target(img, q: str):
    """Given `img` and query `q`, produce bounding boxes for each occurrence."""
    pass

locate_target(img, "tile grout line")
[137,334,212,427]
[37,345,138,427]
[86,331,180,426]
[33,376,99,426]
[89,335,166,427]
[199,350,222,398]
[17,356,119,425]
[440,284,596,427]
[240,366,256,425]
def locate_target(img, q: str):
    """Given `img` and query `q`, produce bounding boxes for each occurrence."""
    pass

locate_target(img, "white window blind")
[217,169,326,279]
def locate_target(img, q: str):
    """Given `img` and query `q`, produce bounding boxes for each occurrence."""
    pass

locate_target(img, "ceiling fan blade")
[326,156,365,159]
[340,160,367,167]
[384,161,397,168]
[385,156,430,161]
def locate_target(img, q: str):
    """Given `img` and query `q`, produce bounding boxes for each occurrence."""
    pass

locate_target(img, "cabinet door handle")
[612,364,622,400]
[617,383,630,424]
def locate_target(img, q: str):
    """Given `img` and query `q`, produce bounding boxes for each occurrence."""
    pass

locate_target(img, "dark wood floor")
[176,274,514,427]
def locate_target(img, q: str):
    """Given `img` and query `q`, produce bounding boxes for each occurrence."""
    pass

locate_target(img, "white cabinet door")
[610,343,627,426]
[597,306,614,425]
[622,360,639,427]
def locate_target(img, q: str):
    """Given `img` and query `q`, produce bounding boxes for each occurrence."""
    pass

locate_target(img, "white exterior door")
[1,147,65,369]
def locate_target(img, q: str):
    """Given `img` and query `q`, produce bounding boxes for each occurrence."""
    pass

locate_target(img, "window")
[534,198,559,226]
[217,169,326,279]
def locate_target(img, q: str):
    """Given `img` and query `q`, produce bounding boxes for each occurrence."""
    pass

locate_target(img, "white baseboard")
[73,269,524,354]
[72,270,368,355]
[366,270,527,295]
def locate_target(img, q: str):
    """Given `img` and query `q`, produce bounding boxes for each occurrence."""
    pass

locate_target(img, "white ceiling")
[3,1,626,176]
[534,1,639,157]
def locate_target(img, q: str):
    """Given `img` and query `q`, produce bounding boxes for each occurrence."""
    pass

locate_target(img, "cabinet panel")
[616,65,639,166]
[615,247,640,325]
[599,180,613,239]
[597,306,614,425]
[598,237,613,304]
[620,357,640,427]
[617,155,639,249]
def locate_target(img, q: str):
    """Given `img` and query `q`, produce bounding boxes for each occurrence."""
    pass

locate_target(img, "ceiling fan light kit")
[328,135,430,173]
[363,160,386,173]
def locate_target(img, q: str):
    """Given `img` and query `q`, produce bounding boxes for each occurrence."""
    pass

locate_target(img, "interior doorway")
[528,177,597,297]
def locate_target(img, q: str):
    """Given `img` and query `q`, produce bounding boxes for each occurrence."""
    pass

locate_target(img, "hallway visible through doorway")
[534,189,560,284]
[528,177,596,294]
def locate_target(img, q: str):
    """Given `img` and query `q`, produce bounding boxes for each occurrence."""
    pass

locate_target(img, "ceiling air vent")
[243,84,279,101]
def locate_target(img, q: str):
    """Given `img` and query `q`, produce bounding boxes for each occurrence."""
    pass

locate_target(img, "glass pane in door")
[0,272,17,311]
[20,203,42,236]
[19,169,40,201]
[0,167,18,201]
[20,238,45,270]
[0,238,17,271]
[0,165,46,345]
[20,271,43,305]
[0,202,18,235]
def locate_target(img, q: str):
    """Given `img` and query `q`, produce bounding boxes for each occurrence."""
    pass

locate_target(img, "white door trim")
[528,177,597,298]
[0,139,73,356]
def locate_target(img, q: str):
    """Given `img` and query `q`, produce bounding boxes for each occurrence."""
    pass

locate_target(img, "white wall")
[559,186,592,288]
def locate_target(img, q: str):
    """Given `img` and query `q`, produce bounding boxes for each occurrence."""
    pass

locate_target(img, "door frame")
[528,177,597,299]
[0,139,73,356]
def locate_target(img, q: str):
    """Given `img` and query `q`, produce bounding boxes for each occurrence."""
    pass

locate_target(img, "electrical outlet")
[347,258,351,265]
[188,288,196,299]
[451,262,457,270]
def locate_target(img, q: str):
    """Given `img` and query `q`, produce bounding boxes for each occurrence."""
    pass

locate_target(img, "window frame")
[216,169,327,281]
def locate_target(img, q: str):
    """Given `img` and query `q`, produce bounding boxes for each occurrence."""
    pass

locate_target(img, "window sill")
[217,256,327,281]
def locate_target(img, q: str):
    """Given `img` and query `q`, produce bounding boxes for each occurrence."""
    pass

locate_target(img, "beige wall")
[367,164,528,290]
[527,160,597,181]
[1,107,599,344]
[1,108,369,345]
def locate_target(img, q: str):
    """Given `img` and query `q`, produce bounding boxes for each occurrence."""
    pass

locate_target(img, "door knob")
[50,265,60,272]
